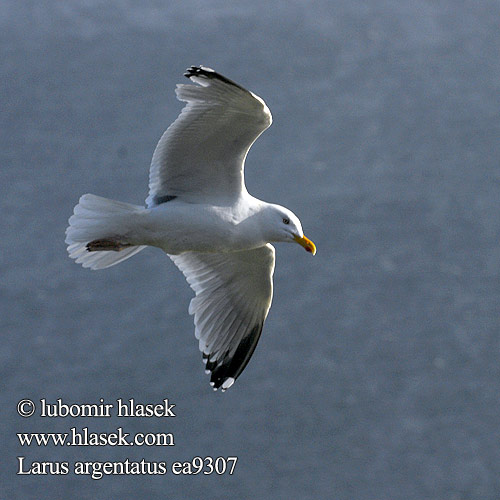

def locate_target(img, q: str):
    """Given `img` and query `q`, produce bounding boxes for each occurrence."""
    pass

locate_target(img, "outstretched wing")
[146,66,272,207]
[169,244,275,390]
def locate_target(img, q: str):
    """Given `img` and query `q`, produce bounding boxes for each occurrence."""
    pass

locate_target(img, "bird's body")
[66,66,315,391]
[133,195,282,254]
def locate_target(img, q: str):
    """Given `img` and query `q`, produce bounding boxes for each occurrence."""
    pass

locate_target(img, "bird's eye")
[282,217,290,225]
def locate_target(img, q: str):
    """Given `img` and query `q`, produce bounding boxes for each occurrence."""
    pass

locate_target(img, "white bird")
[66,66,316,391]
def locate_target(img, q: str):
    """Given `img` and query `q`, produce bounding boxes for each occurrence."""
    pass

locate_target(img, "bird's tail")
[65,194,147,270]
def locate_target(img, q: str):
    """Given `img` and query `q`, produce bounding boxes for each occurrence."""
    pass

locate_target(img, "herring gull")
[65,66,316,391]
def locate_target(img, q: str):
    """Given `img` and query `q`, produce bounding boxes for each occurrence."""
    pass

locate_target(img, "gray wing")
[169,244,275,390]
[146,66,272,207]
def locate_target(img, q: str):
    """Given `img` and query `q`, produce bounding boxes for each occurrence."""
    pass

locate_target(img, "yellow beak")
[293,234,316,255]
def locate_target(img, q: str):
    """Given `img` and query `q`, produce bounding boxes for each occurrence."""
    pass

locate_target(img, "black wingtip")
[184,65,249,92]
[184,65,215,79]
[202,322,264,391]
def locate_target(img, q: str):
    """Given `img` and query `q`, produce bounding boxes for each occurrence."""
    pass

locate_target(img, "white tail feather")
[65,194,147,270]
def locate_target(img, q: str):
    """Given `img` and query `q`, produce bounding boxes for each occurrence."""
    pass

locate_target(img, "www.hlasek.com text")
[18,427,174,447]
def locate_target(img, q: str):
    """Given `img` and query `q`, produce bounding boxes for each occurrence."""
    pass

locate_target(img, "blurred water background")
[2,1,500,498]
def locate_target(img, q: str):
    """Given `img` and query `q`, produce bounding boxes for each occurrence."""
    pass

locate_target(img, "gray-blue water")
[2,1,500,498]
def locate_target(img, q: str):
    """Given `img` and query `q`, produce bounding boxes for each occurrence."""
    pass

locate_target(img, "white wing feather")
[169,244,275,390]
[146,66,272,206]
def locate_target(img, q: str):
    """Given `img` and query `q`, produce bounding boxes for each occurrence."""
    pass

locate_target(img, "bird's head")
[264,204,316,255]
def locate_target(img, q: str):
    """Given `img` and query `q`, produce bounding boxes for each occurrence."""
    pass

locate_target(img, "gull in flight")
[66,66,316,391]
